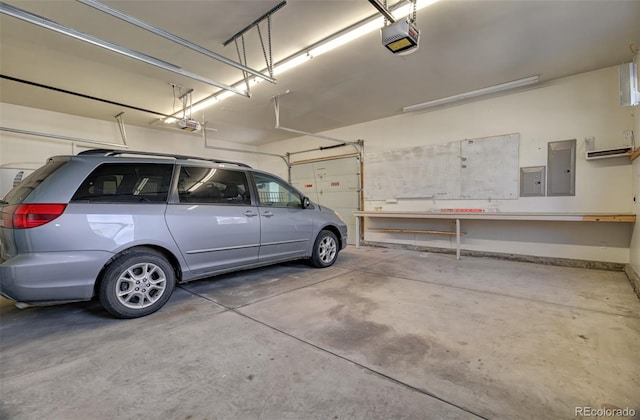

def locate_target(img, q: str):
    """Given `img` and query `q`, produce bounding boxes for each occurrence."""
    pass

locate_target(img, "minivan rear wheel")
[309,230,339,268]
[99,249,176,318]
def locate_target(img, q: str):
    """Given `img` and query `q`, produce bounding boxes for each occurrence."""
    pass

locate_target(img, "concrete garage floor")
[1,247,639,420]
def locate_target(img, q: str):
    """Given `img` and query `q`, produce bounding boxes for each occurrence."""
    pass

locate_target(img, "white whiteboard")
[364,134,519,200]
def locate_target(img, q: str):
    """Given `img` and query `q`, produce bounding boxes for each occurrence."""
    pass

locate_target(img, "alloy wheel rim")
[116,262,167,309]
[318,236,337,263]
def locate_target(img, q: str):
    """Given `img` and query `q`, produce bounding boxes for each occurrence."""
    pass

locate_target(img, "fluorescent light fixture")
[309,19,383,57]
[273,53,312,75]
[164,0,440,124]
[308,0,438,58]
[212,90,236,102]
[393,0,440,19]
[403,75,540,112]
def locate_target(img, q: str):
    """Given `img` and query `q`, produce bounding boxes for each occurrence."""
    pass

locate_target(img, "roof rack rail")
[78,148,252,168]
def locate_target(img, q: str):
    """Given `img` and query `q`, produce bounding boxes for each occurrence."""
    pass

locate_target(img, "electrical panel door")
[547,139,576,196]
[520,166,545,197]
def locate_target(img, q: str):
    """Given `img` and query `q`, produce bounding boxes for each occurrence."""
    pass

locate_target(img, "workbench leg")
[456,218,460,260]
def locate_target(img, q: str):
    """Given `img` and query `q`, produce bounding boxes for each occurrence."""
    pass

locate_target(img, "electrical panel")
[520,166,545,197]
[547,139,576,196]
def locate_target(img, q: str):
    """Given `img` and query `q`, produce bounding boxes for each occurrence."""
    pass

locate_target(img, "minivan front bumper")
[0,251,112,304]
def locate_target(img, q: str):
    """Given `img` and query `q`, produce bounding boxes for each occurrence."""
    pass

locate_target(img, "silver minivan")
[0,149,347,318]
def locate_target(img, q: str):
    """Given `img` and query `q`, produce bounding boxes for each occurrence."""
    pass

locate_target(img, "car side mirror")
[302,196,311,209]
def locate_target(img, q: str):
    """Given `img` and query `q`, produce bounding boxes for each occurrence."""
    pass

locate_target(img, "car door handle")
[261,211,274,218]
[244,210,258,217]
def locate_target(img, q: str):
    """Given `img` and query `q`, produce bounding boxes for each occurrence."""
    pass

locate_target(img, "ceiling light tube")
[165,80,259,123]
[309,19,383,57]
[165,55,312,123]
[403,75,540,112]
[273,54,312,75]
[165,0,441,122]
[308,1,438,58]
[394,0,440,19]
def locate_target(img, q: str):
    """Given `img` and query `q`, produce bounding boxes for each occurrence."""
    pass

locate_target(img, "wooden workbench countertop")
[353,211,636,223]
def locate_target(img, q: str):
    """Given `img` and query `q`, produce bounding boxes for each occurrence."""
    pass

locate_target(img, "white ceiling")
[1,0,639,146]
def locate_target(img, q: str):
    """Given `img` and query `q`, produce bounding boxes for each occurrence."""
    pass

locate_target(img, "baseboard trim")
[623,264,640,300]
[362,241,626,271]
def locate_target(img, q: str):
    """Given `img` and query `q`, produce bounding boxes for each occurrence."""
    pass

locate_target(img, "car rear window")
[71,163,173,203]
[2,159,67,205]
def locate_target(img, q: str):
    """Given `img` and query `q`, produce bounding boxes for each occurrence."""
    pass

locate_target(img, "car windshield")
[2,160,67,205]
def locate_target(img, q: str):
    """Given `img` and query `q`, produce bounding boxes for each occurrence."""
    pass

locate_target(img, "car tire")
[309,230,339,268]
[99,248,176,319]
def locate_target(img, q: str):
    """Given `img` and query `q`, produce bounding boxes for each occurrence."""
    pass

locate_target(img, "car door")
[252,172,314,262]
[165,166,260,275]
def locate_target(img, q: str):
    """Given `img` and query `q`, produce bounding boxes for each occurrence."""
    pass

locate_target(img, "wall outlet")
[584,136,595,151]
[623,130,634,146]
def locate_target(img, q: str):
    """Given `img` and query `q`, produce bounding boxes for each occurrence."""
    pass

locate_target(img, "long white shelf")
[353,211,636,259]
[354,211,636,222]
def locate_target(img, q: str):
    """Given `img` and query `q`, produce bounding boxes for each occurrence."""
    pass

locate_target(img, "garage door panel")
[291,177,320,203]
[290,156,360,245]
[311,159,358,176]
[315,175,360,191]
[290,164,316,179]
[316,191,360,209]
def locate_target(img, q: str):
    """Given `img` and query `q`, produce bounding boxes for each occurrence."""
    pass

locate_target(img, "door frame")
[288,152,364,245]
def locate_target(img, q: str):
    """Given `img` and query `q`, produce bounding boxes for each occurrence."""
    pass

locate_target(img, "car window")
[71,163,173,203]
[253,173,302,208]
[178,166,250,205]
[3,160,67,205]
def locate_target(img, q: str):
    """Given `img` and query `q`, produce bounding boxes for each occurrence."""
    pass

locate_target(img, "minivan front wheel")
[309,230,339,268]
[99,249,176,318]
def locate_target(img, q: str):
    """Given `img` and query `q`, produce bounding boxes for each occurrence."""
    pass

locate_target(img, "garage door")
[290,155,361,245]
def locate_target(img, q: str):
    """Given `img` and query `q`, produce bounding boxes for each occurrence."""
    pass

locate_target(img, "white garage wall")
[258,66,636,264]
[1,67,635,265]
[630,102,640,274]
[0,103,260,175]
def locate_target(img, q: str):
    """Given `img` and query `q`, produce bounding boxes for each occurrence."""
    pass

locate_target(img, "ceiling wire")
[171,83,180,115]
[1,74,175,119]
[256,16,274,78]
[234,36,250,94]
